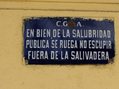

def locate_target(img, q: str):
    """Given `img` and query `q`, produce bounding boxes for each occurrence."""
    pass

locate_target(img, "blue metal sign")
[23,17,115,64]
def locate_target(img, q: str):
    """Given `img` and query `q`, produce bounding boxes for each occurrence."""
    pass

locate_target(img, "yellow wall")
[0,0,119,3]
[0,1,119,89]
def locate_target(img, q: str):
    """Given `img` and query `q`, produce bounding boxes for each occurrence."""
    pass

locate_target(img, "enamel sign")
[23,17,115,64]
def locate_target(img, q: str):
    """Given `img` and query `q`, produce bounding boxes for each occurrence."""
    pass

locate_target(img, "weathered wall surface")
[0,1,119,89]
